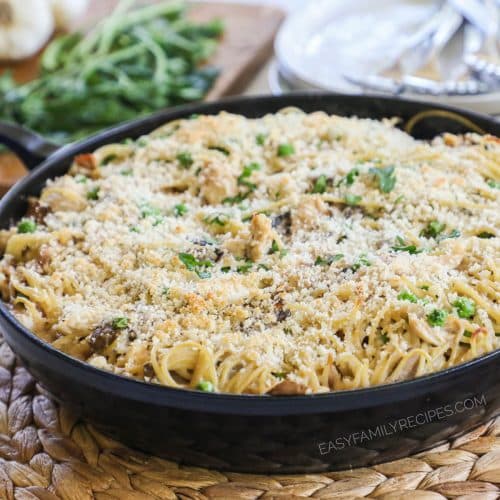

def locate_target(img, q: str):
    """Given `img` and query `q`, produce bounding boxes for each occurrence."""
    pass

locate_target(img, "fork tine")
[466,55,500,82]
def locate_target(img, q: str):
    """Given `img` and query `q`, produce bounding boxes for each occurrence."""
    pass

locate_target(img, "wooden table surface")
[0,0,284,194]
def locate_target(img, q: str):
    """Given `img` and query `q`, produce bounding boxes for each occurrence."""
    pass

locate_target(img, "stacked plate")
[272,0,500,117]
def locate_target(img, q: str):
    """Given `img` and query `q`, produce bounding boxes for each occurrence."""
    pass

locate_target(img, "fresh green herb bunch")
[0,1,223,144]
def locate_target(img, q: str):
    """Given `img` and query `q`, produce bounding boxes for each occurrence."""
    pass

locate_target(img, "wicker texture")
[0,336,500,499]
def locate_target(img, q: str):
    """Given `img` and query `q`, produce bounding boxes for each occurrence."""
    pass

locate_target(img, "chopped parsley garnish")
[397,290,418,303]
[463,330,473,338]
[256,133,267,145]
[204,213,229,226]
[237,261,253,274]
[140,204,160,217]
[315,254,344,266]
[174,204,188,217]
[487,179,500,189]
[272,372,287,380]
[427,309,448,327]
[140,203,162,222]
[420,220,446,239]
[391,236,423,254]
[269,240,287,257]
[420,223,460,242]
[277,143,295,157]
[420,285,430,291]
[75,174,88,183]
[208,145,230,156]
[178,253,213,279]
[369,165,396,193]
[196,380,214,392]
[344,194,362,206]
[120,168,133,176]
[380,333,389,344]
[351,254,371,271]
[240,162,261,178]
[17,219,37,234]
[176,152,193,168]
[161,287,170,297]
[337,167,360,187]
[477,231,495,239]
[453,297,476,319]
[238,162,261,190]
[311,174,328,194]
[225,163,262,204]
[223,192,249,205]
[345,168,359,185]
[129,226,140,233]
[112,317,128,329]
[86,187,100,200]
[220,266,231,273]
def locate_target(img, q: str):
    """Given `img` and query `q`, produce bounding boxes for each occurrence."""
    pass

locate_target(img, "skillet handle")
[0,122,60,170]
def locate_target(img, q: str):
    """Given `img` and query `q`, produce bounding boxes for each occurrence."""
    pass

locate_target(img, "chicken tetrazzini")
[0,108,498,394]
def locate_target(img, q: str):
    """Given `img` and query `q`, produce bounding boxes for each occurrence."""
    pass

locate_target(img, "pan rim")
[1,91,498,416]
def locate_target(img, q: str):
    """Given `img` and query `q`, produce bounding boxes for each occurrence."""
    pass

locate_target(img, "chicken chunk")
[292,196,329,232]
[408,313,446,346]
[199,161,238,205]
[247,213,275,261]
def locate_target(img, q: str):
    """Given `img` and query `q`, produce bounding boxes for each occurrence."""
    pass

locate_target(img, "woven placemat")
[1,333,500,500]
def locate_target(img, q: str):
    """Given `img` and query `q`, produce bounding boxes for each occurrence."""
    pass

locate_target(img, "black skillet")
[0,93,499,473]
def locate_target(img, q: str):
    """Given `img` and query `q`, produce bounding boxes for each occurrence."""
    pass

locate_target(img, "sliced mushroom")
[268,379,307,395]
[272,211,292,236]
[26,198,51,224]
[88,323,118,353]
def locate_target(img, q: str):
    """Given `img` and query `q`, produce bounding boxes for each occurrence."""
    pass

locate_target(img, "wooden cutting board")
[0,1,284,195]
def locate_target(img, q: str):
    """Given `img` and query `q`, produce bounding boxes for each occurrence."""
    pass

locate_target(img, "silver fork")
[343,73,492,96]
[463,0,500,83]
[343,3,468,95]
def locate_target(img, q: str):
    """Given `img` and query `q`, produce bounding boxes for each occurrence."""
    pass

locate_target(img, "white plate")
[275,0,500,115]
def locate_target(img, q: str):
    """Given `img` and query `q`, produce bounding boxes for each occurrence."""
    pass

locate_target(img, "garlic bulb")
[0,0,54,60]
[50,0,89,30]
